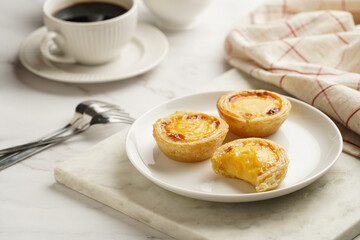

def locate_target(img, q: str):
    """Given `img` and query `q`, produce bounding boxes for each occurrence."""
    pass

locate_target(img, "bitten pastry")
[217,90,291,137]
[153,111,229,162]
[211,138,289,192]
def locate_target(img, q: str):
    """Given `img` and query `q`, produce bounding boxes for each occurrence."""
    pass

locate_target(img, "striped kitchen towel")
[225,0,360,157]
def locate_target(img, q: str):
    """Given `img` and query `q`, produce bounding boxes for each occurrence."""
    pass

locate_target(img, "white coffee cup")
[143,0,211,30]
[41,0,137,65]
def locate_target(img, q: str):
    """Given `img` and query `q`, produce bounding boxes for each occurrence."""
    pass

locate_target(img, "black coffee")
[53,2,128,23]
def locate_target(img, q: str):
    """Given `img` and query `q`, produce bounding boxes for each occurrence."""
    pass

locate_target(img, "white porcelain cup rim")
[43,0,137,27]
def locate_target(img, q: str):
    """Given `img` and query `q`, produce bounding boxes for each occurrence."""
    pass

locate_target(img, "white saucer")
[19,22,169,83]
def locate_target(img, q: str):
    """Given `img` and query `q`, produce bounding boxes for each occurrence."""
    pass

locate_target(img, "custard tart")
[153,111,229,162]
[211,138,289,192]
[217,90,291,137]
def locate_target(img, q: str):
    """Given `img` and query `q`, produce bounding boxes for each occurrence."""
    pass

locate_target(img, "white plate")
[19,22,168,83]
[126,91,342,202]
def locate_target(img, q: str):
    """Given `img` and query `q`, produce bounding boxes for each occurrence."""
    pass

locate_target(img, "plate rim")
[125,90,343,202]
[18,22,169,84]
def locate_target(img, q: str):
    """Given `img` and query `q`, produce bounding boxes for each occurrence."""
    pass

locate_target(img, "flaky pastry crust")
[211,138,289,192]
[153,111,229,162]
[217,90,291,137]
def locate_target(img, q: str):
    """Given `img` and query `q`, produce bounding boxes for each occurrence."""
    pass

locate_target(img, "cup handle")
[40,31,76,64]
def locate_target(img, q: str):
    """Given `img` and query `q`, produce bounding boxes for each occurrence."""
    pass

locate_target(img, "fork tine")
[104,110,134,118]
[105,111,133,118]
[101,108,133,116]
[111,118,135,124]
[110,116,135,122]
[108,115,135,123]
[105,112,134,119]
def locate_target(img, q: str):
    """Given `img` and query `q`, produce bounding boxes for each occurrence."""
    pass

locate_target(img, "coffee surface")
[53,2,128,22]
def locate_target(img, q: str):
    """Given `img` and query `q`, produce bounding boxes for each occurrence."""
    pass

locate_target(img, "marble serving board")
[54,69,360,240]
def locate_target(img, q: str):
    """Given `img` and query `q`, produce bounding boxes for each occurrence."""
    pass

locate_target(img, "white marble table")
[0,0,359,239]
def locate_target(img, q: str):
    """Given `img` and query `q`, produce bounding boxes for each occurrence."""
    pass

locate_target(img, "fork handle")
[0,129,86,158]
[0,119,84,156]
[0,130,81,155]
[0,127,86,171]
[0,127,88,171]
[0,143,56,171]
[0,138,61,155]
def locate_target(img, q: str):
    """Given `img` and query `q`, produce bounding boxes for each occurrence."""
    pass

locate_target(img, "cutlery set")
[0,100,134,171]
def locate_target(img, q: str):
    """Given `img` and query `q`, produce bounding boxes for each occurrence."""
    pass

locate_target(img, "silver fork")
[3,108,135,150]
[0,100,125,155]
[0,101,135,171]
[0,107,133,155]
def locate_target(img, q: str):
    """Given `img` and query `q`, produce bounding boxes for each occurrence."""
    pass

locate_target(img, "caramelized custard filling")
[161,114,220,142]
[226,91,282,119]
[214,141,279,184]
